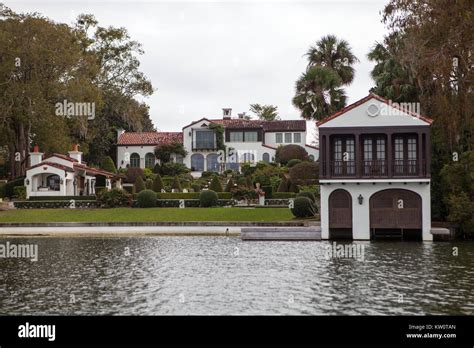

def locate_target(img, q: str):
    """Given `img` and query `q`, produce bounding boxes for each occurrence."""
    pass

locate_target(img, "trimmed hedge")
[29,195,96,201]
[272,192,296,199]
[14,200,99,209]
[264,198,292,206]
[155,192,231,199]
[5,177,25,198]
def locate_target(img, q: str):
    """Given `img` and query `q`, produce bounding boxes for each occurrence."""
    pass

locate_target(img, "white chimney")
[29,145,43,167]
[68,144,82,164]
[116,128,125,141]
[238,112,246,119]
[222,108,232,119]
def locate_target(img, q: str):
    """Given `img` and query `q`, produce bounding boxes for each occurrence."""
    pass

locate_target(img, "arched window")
[130,153,140,168]
[191,154,204,172]
[207,153,219,172]
[242,152,255,163]
[145,153,155,169]
[262,152,270,163]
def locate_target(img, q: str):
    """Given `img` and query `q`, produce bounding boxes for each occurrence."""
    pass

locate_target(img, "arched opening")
[242,152,255,163]
[145,153,155,169]
[262,152,270,163]
[130,153,140,168]
[175,154,184,164]
[328,189,352,239]
[207,153,219,172]
[370,189,422,240]
[46,174,60,191]
[191,154,204,172]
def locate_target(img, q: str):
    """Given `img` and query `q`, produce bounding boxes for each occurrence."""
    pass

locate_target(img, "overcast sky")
[11,0,388,140]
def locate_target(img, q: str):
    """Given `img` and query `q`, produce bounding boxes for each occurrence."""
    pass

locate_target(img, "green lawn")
[0,207,298,223]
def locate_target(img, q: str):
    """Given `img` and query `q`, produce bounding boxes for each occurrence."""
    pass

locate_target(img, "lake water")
[0,237,473,315]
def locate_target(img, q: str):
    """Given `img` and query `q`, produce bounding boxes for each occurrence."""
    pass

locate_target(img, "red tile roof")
[117,132,183,145]
[183,118,306,132]
[316,93,434,127]
[73,163,118,178]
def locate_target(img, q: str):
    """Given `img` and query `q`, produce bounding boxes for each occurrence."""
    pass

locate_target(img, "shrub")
[5,177,25,198]
[291,196,316,218]
[201,171,216,178]
[225,177,235,192]
[95,186,107,195]
[153,173,164,192]
[13,186,26,199]
[134,176,146,193]
[287,159,302,168]
[97,188,132,208]
[122,185,134,194]
[289,161,319,186]
[171,175,182,192]
[160,162,189,176]
[137,189,157,208]
[245,176,254,188]
[209,176,223,192]
[272,192,296,199]
[126,167,144,184]
[297,191,316,204]
[0,182,6,198]
[191,183,201,192]
[277,177,288,192]
[288,179,299,193]
[262,185,273,199]
[153,163,161,174]
[101,156,117,174]
[200,190,218,207]
[275,145,308,165]
[145,178,153,189]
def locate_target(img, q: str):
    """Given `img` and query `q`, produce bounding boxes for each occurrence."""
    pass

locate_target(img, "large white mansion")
[116,108,319,175]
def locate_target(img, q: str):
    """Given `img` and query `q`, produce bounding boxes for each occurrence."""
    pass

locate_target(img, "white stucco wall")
[319,98,430,128]
[264,131,306,147]
[26,165,67,198]
[117,145,156,169]
[320,180,432,241]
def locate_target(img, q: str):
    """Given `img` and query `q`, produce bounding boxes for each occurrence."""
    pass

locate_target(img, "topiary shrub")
[277,176,288,192]
[145,178,153,189]
[287,159,302,168]
[5,177,25,198]
[160,162,189,176]
[262,185,273,199]
[97,188,132,208]
[297,191,316,204]
[134,176,146,193]
[153,163,161,174]
[289,161,319,186]
[137,189,157,208]
[171,175,182,192]
[191,183,201,192]
[225,177,235,192]
[209,176,223,192]
[200,190,218,207]
[126,167,145,184]
[153,173,164,192]
[291,196,316,218]
[101,156,117,174]
[287,179,299,193]
[275,145,309,165]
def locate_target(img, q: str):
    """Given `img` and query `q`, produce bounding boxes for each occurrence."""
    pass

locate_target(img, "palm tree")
[293,35,356,120]
[306,34,358,84]
[249,104,280,121]
[292,66,346,120]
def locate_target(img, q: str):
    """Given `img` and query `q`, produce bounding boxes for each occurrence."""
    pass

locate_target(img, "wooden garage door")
[370,189,422,229]
[329,190,352,228]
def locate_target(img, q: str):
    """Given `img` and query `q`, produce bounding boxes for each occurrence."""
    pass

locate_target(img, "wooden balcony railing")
[321,159,427,179]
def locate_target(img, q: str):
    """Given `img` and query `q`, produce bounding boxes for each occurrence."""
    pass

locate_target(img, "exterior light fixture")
[60,178,64,185]
[358,194,363,205]
[25,179,29,185]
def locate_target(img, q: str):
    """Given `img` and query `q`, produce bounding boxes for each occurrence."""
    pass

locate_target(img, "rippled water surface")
[0,237,473,315]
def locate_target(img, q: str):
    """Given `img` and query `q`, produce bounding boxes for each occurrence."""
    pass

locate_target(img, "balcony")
[192,142,217,151]
[321,159,427,179]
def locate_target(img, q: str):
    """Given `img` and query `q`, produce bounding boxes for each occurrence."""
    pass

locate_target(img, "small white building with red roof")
[25,145,121,198]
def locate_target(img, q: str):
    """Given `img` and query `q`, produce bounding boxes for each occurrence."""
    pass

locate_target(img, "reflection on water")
[0,237,473,315]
